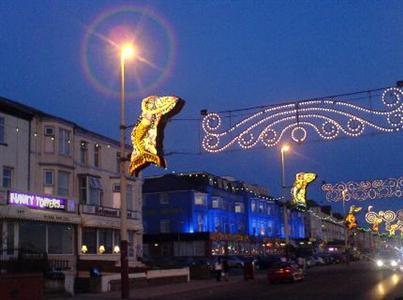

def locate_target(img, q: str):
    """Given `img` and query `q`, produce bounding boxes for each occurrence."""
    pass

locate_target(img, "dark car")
[254,255,282,270]
[267,262,304,284]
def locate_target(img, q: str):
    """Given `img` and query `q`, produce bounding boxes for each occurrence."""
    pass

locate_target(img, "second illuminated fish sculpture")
[129,96,184,177]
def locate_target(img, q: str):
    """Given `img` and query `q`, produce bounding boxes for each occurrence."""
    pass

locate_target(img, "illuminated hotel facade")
[0,96,143,274]
[142,173,305,257]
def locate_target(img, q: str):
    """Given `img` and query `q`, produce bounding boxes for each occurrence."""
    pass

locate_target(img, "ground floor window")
[82,228,97,254]
[81,227,135,256]
[48,224,73,254]
[19,222,46,253]
[18,221,74,254]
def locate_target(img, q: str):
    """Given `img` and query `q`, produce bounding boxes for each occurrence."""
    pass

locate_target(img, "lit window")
[57,171,70,196]
[251,200,256,212]
[194,193,206,205]
[0,117,4,143]
[212,196,223,209]
[235,202,244,213]
[58,128,71,156]
[2,167,13,189]
[98,229,113,254]
[259,202,264,213]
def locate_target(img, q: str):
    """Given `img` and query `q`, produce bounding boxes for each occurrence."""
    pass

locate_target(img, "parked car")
[225,256,245,268]
[254,255,282,270]
[305,256,316,268]
[312,255,326,266]
[267,262,304,284]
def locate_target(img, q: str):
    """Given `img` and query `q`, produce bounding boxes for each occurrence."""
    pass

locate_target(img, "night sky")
[1,1,402,224]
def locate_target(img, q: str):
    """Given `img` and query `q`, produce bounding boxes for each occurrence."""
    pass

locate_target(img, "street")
[150,262,403,300]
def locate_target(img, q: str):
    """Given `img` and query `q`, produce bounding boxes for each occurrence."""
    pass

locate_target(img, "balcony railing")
[80,204,140,220]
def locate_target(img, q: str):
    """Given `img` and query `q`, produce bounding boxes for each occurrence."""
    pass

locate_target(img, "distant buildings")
[0,96,143,274]
[142,172,305,257]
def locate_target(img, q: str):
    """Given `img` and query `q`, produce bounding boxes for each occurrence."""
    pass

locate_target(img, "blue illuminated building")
[143,172,305,241]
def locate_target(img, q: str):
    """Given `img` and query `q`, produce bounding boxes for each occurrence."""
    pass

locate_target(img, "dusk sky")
[1,1,402,222]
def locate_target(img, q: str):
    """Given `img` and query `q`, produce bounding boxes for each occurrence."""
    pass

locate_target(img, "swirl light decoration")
[365,206,399,233]
[321,176,403,202]
[201,87,403,152]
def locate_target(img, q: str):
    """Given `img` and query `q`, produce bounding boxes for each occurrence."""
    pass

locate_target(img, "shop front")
[0,191,80,271]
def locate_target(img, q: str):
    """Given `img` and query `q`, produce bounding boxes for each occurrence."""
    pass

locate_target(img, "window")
[2,167,13,188]
[267,205,272,215]
[57,171,70,196]
[58,128,71,155]
[89,177,102,205]
[48,224,73,254]
[98,229,113,254]
[127,184,133,210]
[235,202,244,213]
[259,202,264,213]
[0,116,4,143]
[80,141,88,165]
[160,220,170,233]
[194,193,206,206]
[251,200,256,212]
[44,126,55,153]
[19,222,46,252]
[82,228,97,254]
[211,196,223,209]
[94,144,100,167]
[43,170,54,195]
[160,193,168,204]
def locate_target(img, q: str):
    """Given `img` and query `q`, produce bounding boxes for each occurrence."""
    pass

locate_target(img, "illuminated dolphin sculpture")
[129,96,184,177]
[290,172,317,209]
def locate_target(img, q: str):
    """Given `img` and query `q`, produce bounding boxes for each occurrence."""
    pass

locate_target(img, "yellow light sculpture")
[129,96,184,176]
[385,222,400,237]
[344,205,362,230]
[290,172,317,208]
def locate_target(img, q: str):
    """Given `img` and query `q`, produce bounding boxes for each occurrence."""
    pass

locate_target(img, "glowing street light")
[119,42,136,299]
[280,144,291,254]
[281,144,290,153]
[121,44,136,61]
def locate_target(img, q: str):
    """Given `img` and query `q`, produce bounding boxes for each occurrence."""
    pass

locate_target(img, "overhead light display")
[201,87,402,152]
[129,95,184,176]
[321,176,403,202]
[344,205,362,230]
[290,172,317,209]
[365,206,397,233]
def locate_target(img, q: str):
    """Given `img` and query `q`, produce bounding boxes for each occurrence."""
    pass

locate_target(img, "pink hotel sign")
[9,191,66,211]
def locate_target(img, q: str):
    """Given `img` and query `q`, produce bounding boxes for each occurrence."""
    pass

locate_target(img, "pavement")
[48,261,403,300]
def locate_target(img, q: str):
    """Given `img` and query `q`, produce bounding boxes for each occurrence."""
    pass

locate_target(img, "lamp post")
[120,44,135,299]
[342,189,348,252]
[280,145,290,255]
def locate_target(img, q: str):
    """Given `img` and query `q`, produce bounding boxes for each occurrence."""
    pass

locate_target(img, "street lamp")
[341,189,348,251]
[119,43,135,299]
[280,144,290,254]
